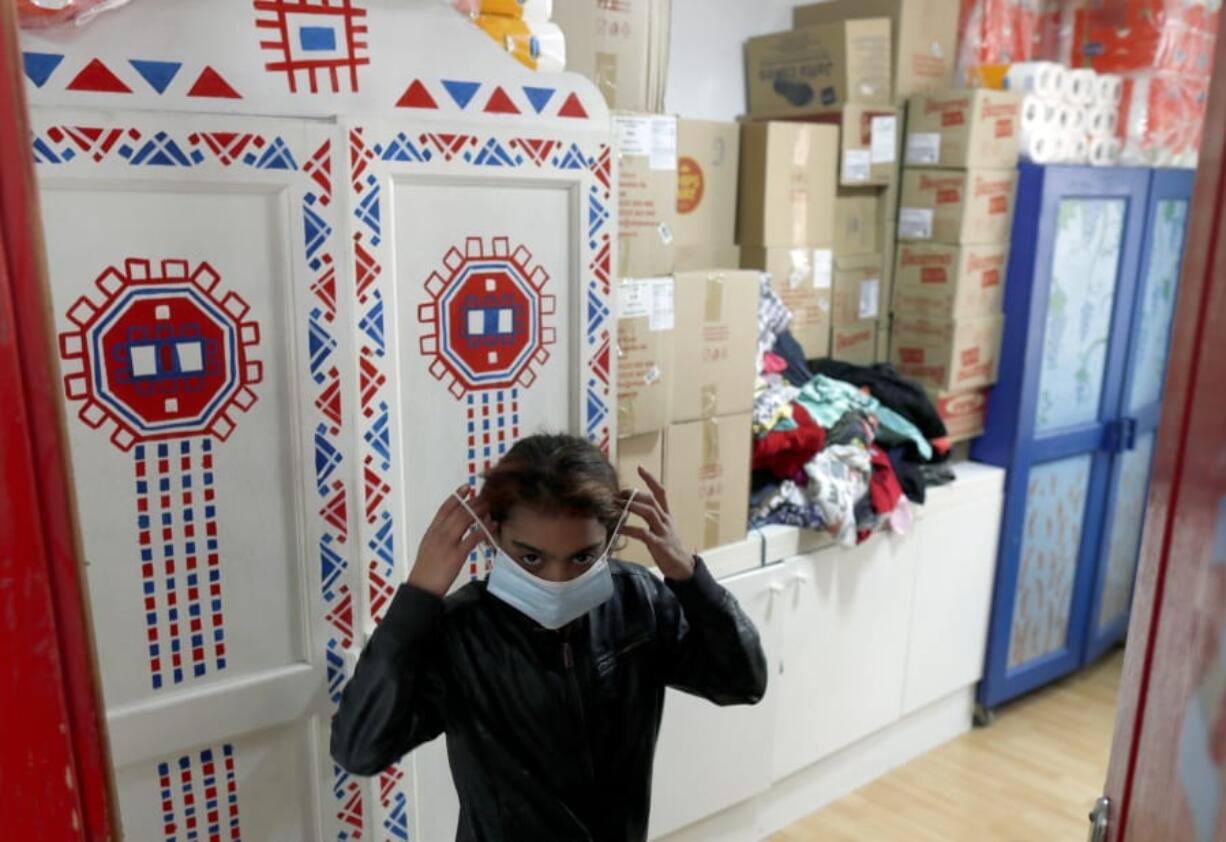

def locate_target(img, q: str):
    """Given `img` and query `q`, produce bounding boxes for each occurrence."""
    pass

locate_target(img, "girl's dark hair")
[480,433,623,536]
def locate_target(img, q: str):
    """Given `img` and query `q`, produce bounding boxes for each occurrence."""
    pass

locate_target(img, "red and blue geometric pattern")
[22,51,243,100]
[157,743,241,842]
[464,388,520,577]
[134,439,228,691]
[254,0,370,94]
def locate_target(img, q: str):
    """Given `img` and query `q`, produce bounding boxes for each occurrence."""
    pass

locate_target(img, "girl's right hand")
[407,485,492,598]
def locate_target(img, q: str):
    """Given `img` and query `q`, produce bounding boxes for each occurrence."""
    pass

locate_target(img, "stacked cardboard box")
[674,119,741,271]
[738,121,839,361]
[891,89,1021,442]
[554,0,671,113]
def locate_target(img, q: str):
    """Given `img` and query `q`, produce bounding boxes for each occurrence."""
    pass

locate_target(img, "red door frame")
[0,6,117,840]
[1103,16,1226,842]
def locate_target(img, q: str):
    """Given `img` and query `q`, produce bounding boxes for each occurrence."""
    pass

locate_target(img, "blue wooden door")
[974,163,1152,708]
[1082,168,1195,664]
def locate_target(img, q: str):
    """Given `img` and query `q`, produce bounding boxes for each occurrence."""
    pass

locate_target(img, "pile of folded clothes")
[749,280,954,546]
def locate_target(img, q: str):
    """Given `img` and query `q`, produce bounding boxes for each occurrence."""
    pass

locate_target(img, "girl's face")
[495,504,609,583]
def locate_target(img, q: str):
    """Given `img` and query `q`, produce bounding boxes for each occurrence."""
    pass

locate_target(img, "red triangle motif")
[396,80,438,109]
[515,138,558,166]
[558,92,588,118]
[484,86,520,115]
[187,66,242,99]
[64,127,123,162]
[66,59,132,94]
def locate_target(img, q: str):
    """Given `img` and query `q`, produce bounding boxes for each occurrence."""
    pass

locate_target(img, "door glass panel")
[1129,199,1189,412]
[1009,454,1093,669]
[1035,199,1126,432]
[1098,432,1158,632]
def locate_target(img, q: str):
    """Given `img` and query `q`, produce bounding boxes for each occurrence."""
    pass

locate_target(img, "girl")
[331,433,767,841]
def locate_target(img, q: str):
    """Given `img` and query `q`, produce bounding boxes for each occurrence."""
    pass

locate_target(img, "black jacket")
[330,559,767,841]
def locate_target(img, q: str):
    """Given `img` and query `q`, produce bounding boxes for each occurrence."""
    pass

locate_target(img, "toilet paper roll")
[1086,106,1116,137]
[1095,73,1124,105]
[1089,137,1122,167]
[1065,69,1098,107]
[1068,135,1090,164]
[1006,62,1063,98]
[1021,129,1063,164]
[1020,94,1057,132]
[1068,106,1087,134]
[1053,104,1075,133]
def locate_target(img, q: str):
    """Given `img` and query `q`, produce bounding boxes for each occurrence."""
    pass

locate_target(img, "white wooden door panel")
[903,492,1003,714]
[648,565,784,839]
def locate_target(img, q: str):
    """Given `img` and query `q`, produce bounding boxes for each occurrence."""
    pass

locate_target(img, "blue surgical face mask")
[454,490,636,630]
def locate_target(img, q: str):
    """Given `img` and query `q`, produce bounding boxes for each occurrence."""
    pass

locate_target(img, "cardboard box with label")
[670,270,759,422]
[898,168,1018,245]
[663,413,752,552]
[904,90,1022,169]
[890,314,1004,392]
[835,188,883,256]
[742,246,834,359]
[793,0,959,101]
[929,388,989,443]
[892,242,1008,319]
[554,0,671,113]
[615,430,665,566]
[617,113,678,278]
[738,121,839,248]
[832,253,884,326]
[617,278,676,437]
[805,104,901,186]
[745,19,892,120]
[675,119,741,270]
[831,321,878,365]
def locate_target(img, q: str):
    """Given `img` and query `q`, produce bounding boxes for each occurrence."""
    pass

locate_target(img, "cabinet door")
[35,110,349,840]
[975,164,1152,708]
[771,535,915,783]
[648,565,784,839]
[1084,168,1195,662]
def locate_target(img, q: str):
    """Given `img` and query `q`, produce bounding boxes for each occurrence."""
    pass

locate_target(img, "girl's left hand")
[620,467,696,581]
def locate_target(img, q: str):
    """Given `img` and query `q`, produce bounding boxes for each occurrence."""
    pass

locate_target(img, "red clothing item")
[752,404,826,479]
[869,446,904,515]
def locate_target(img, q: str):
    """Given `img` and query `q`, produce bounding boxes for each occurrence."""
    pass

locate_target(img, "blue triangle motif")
[326,642,346,703]
[588,195,608,239]
[23,52,64,88]
[360,293,386,357]
[320,534,347,596]
[304,203,332,261]
[128,132,193,166]
[383,793,410,841]
[314,428,342,487]
[32,135,69,164]
[129,59,181,94]
[355,184,381,242]
[557,143,588,170]
[441,79,481,109]
[309,308,338,383]
[522,85,556,114]
[472,138,518,167]
[364,404,391,471]
[370,513,395,567]
[587,290,609,335]
[380,132,426,162]
[253,137,299,170]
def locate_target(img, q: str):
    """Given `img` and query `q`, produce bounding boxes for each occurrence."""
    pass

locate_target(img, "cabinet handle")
[769,583,785,596]
[790,573,811,587]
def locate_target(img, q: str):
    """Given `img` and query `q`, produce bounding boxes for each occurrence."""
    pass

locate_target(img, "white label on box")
[906,132,942,165]
[618,279,654,320]
[859,278,880,319]
[649,277,675,331]
[843,149,872,183]
[899,207,935,239]
[787,248,811,288]
[644,365,661,386]
[813,249,834,289]
[658,223,674,244]
[870,116,897,164]
[650,117,678,171]
[616,116,652,157]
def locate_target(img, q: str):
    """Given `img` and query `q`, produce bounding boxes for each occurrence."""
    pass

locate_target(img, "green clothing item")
[796,375,933,461]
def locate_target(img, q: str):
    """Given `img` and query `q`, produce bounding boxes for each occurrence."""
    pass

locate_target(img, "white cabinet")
[771,532,916,781]
[648,564,787,839]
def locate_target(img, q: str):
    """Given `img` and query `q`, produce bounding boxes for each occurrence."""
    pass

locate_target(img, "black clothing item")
[808,360,947,443]
[330,560,767,842]
[921,462,958,488]
[887,447,927,506]
[772,329,813,388]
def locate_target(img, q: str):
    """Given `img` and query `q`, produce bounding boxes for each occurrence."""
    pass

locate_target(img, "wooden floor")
[771,649,1125,842]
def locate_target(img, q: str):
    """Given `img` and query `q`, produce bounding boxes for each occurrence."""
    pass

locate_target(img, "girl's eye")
[519,553,543,568]
[572,553,596,567]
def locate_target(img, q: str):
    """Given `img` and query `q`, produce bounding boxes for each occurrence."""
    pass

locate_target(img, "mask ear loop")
[452,490,501,551]
[602,489,637,557]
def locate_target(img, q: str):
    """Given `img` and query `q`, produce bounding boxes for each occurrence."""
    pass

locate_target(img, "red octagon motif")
[419,237,556,399]
[58,259,263,451]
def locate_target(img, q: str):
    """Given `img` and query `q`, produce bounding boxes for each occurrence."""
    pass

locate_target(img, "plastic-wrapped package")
[17,0,130,29]
[957,0,1059,86]
[451,0,553,21]
[473,14,565,71]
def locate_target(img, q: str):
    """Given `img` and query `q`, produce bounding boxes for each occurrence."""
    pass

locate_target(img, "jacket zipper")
[561,627,597,785]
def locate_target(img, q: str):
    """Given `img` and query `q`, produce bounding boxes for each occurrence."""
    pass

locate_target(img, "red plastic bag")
[16,0,131,29]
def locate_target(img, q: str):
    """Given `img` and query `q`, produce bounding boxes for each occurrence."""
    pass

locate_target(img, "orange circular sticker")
[676,156,704,215]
